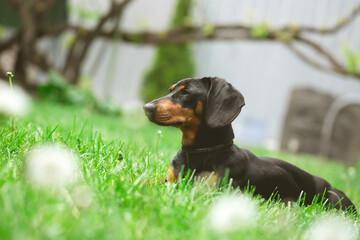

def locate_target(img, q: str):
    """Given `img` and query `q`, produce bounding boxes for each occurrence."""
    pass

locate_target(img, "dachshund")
[143,77,357,213]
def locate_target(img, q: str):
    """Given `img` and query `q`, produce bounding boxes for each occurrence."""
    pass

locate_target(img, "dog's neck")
[181,124,234,149]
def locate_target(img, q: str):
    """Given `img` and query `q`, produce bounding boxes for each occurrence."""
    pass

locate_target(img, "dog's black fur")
[143,77,357,213]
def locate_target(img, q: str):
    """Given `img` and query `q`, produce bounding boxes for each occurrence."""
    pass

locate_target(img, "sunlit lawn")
[0,101,359,239]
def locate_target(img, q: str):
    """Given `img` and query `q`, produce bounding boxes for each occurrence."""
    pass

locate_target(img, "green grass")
[0,101,359,240]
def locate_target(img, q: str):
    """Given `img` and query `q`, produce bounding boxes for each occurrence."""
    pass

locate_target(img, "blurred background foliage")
[38,71,121,115]
[141,0,195,102]
[0,0,67,28]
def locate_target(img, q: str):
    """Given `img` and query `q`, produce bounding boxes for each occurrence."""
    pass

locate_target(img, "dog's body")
[143,77,356,213]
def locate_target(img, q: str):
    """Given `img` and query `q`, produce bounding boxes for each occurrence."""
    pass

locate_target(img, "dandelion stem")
[11,116,14,134]
[155,130,162,159]
[6,72,15,135]
[61,187,80,219]
[8,74,13,89]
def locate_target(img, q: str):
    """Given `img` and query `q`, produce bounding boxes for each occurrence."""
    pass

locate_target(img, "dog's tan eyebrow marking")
[170,85,176,92]
[179,85,185,91]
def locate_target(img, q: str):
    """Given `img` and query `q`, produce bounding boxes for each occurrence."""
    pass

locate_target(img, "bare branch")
[10,19,360,81]
[41,0,58,12]
[38,2,360,40]
[95,0,134,31]
[34,0,59,23]
[62,0,135,83]
[10,0,37,88]
[26,22,360,81]
[300,5,360,35]
[11,0,36,37]
[0,33,21,53]
[105,25,267,43]
[294,35,346,73]
[2,1,359,87]
[285,43,347,77]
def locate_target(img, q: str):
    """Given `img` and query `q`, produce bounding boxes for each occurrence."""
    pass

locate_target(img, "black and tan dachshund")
[143,77,357,213]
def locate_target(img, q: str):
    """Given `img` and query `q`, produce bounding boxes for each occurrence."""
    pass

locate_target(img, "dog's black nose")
[143,103,156,118]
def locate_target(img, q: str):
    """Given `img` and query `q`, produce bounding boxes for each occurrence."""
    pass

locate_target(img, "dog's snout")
[143,102,156,118]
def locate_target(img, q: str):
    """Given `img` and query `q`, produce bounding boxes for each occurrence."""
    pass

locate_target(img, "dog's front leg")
[165,164,178,183]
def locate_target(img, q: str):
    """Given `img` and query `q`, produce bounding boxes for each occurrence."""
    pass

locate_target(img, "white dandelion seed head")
[6,72,14,78]
[304,215,359,240]
[208,194,258,234]
[72,185,92,208]
[0,81,30,117]
[25,144,79,187]
[157,130,162,136]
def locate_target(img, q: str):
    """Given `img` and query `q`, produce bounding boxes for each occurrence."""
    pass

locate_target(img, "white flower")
[304,215,359,240]
[208,194,258,233]
[0,81,30,117]
[6,72,14,78]
[25,144,78,187]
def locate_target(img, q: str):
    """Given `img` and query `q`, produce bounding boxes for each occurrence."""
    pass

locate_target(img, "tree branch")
[2,1,360,87]
[62,0,134,83]
[40,3,360,39]
[294,35,346,73]
[0,33,21,53]
[33,0,59,23]
[299,5,360,35]
[10,0,37,88]
[285,42,347,77]
[23,23,360,81]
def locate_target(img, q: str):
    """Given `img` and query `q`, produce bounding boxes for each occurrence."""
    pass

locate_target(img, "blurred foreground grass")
[0,101,359,239]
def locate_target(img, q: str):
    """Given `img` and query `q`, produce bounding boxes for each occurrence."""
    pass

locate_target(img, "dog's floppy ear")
[204,77,245,128]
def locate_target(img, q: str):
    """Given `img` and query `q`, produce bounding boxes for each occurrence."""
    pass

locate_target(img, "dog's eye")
[179,85,189,95]
[180,89,190,95]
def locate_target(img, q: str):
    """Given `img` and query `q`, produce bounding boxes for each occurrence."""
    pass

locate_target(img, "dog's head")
[143,77,245,129]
